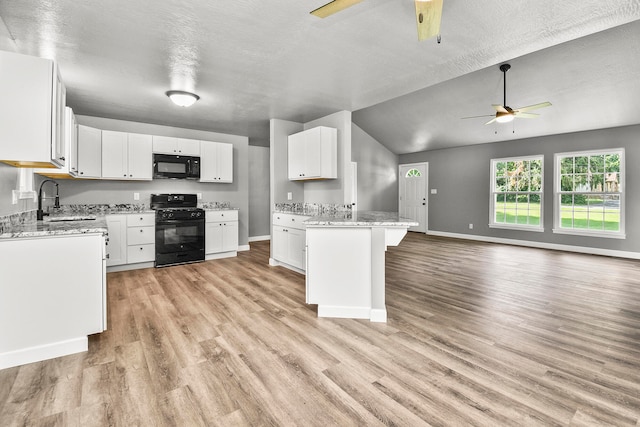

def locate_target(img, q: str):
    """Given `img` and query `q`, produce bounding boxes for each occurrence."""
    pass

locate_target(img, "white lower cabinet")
[271,213,310,271]
[205,210,238,258]
[106,213,155,269]
[0,233,105,369]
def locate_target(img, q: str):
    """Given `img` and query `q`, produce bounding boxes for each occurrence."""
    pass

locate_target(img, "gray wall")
[351,124,399,211]
[399,124,640,253]
[270,118,304,205]
[53,115,251,247]
[249,146,270,238]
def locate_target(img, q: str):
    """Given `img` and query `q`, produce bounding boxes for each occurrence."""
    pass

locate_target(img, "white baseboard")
[205,251,237,261]
[269,258,305,274]
[317,305,371,320]
[426,230,640,260]
[0,337,88,370]
[238,245,250,252]
[248,235,270,242]
[369,308,388,323]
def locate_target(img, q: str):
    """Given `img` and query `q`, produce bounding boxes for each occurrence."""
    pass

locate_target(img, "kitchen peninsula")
[305,211,418,323]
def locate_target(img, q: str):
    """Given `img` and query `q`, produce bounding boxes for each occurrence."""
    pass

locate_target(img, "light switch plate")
[287,192,292,200]
[197,193,202,200]
[430,189,437,194]
[133,192,140,200]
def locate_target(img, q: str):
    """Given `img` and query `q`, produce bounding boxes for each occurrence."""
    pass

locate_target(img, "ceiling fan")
[463,63,552,125]
[310,0,443,41]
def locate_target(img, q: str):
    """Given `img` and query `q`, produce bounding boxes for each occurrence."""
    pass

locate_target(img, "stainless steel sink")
[45,216,97,222]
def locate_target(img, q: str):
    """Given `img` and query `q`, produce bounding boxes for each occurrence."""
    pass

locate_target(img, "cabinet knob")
[140,229,143,233]
[80,172,84,175]
[60,156,65,161]
[140,247,143,251]
[106,254,110,259]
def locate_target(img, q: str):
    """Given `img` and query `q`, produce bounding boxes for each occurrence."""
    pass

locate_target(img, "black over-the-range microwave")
[153,154,200,180]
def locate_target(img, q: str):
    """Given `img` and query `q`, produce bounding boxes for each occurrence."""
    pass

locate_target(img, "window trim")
[489,154,544,232]
[553,148,625,239]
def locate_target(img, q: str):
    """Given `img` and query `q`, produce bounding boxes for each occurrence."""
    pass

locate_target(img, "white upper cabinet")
[200,141,233,183]
[0,51,66,168]
[102,131,152,180]
[34,107,78,179]
[152,135,200,156]
[288,126,337,181]
[76,125,102,178]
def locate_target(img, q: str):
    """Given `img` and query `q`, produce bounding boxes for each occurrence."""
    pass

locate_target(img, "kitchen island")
[0,214,108,370]
[304,211,418,323]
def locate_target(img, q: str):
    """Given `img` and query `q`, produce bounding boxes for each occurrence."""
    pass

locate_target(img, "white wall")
[270,119,304,205]
[0,163,36,216]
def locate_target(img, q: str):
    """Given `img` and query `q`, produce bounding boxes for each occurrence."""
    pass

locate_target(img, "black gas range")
[151,194,205,267]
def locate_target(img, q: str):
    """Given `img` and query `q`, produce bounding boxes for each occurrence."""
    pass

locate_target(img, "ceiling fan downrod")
[500,63,511,107]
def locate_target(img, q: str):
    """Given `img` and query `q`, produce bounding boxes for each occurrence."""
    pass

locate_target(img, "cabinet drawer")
[273,213,310,229]
[126,213,154,227]
[127,226,154,245]
[127,244,155,264]
[206,210,238,223]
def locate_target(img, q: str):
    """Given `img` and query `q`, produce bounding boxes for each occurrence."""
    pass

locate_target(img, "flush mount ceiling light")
[166,90,200,107]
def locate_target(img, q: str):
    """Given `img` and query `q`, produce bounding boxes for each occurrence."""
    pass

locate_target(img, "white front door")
[399,162,428,232]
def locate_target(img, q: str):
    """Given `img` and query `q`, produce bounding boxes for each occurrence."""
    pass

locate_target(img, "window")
[490,156,543,231]
[554,149,624,238]
[405,168,422,177]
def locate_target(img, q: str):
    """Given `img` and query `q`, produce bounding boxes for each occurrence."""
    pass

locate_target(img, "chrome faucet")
[37,179,60,220]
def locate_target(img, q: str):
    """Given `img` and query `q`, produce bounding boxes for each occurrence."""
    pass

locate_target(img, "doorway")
[399,162,428,232]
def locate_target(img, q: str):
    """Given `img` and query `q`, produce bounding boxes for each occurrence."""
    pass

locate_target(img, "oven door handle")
[156,219,204,225]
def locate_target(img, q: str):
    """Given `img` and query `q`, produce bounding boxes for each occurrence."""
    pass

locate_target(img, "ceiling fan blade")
[415,0,443,41]
[492,104,508,113]
[514,101,552,113]
[514,112,539,119]
[310,0,363,18]
[461,114,494,120]
[485,117,498,125]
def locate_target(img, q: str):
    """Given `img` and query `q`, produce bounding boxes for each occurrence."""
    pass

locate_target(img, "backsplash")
[55,204,149,214]
[199,201,231,209]
[274,202,353,215]
[0,210,35,234]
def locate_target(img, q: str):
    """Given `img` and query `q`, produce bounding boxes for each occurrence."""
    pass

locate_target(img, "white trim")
[489,224,544,232]
[490,155,544,230]
[399,162,428,233]
[427,230,640,260]
[248,235,270,242]
[369,309,388,323]
[269,257,305,274]
[205,251,238,260]
[553,148,625,237]
[238,245,250,251]
[317,305,371,319]
[0,337,88,370]
[107,261,154,273]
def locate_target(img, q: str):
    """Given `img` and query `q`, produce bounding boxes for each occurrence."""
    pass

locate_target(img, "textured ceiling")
[0,1,639,152]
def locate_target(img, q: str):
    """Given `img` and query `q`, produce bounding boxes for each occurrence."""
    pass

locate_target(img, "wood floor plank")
[2,234,640,425]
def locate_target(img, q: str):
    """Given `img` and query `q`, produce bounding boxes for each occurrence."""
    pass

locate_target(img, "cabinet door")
[217,143,233,182]
[222,222,239,252]
[127,133,152,180]
[288,133,305,180]
[303,128,322,178]
[177,138,200,156]
[106,215,127,266]
[67,109,78,176]
[288,228,305,270]
[199,141,218,182]
[52,68,66,166]
[101,130,128,179]
[77,125,102,178]
[205,222,224,254]
[272,226,288,263]
[152,135,178,154]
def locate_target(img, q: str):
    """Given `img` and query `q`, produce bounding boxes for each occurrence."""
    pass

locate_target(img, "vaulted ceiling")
[1,1,639,153]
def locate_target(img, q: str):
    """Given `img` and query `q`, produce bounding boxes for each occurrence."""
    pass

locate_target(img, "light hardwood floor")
[1,234,640,426]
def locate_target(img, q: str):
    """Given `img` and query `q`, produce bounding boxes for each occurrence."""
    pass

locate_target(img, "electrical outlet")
[133,192,140,201]
[469,223,474,229]
[287,192,292,200]
[430,189,437,194]
[197,193,202,200]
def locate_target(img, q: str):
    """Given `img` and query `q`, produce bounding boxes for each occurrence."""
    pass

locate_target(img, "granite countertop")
[0,216,108,239]
[304,211,419,227]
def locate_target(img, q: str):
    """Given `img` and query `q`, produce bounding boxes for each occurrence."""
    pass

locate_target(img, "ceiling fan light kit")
[166,90,200,107]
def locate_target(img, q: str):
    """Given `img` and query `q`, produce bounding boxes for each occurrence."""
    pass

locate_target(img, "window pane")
[530,175,542,191]
[496,177,506,191]
[561,157,574,174]
[591,173,604,192]
[605,154,620,172]
[530,159,542,174]
[505,208,517,224]
[560,175,573,191]
[518,175,530,192]
[495,162,506,177]
[575,174,589,191]
[575,156,589,173]
[605,172,620,193]
[590,155,604,173]
[530,194,540,204]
